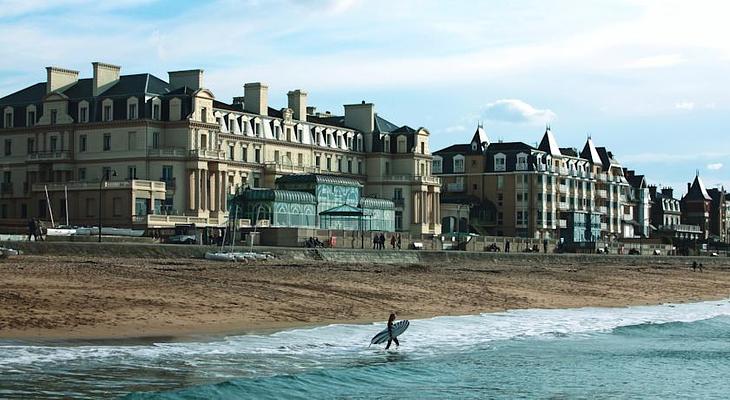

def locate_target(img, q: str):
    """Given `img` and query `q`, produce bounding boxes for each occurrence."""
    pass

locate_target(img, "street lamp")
[98,170,117,243]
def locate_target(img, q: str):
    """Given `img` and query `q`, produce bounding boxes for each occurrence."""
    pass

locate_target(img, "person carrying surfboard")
[385,313,400,349]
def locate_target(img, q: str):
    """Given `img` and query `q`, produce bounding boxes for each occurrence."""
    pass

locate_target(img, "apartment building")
[680,174,713,240]
[0,62,440,235]
[649,185,702,241]
[434,126,634,242]
[624,169,651,238]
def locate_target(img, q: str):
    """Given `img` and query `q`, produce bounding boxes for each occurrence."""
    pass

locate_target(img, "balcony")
[558,219,567,228]
[189,149,226,160]
[27,150,71,162]
[147,147,187,158]
[33,179,166,192]
[446,182,464,192]
[264,162,319,174]
[392,197,405,207]
[597,189,608,198]
[387,175,441,185]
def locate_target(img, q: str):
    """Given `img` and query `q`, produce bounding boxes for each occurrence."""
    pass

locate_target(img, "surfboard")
[370,320,410,346]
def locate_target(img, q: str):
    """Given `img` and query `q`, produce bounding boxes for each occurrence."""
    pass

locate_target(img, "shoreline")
[2,254,730,341]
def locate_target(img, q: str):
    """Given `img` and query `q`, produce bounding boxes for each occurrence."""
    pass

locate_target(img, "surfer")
[385,312,400,349]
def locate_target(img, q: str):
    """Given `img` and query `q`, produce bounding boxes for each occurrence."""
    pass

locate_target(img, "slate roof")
[537,128,561,155]
[374,114,400,133]
[434,144,471,154]
[0,82,46,105]
[560,147,578,157]
[685,174,712,201]
[487,142,534,152]
[580,138,602,164]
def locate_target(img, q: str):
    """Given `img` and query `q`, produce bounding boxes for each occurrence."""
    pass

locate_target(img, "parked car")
[167,224,198,245]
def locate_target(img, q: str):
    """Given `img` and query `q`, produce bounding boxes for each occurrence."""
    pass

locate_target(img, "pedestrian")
[396,234,401,250]
[373,234,378,249]
[699,263,704,273]
[543,238,548,254]
[27,218,36,241]
[692,261,697,271]
[390,235,396,249]
[505,240,510,253]
[379,232,385,250]
[385,312,400,350]
[35,219,46,241]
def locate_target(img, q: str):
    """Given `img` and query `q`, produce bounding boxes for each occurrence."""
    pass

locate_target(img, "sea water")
[2,299,730,399]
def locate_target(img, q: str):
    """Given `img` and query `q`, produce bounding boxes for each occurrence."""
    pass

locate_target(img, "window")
[255,122,261,137]
[385,161,390,175]
[102,166,112,180]
[298,153,304,166]
[453,155,465,173]
[432,158,442,174]
[128,103,137,119]
[49,137,57,152]
[516,153,528,171]
[27,110,35,126]
[229,145,235,160]
[152,103,160,120]
[274,150,280,163]
[78,168,86,181]
[254,148,261,163]
[79,106,88,123]
[421,142,425,154]
[200,107,207,123]
[200,134,207,149]
[497,193,503,207]
[326,157,332,171]
[358,160,363,174]
[494,154,506,171]
[50,110,57,125]
[286,152,292,164]
[315,155,321,168]
[103,105,112,121]
[128,166,137,180]
[152,132,160,149]
[26,138,34,154]
[162,165,173,181]
[338,158,343,172]
[286,127,292,141]
[497,175,504,190]
[347,159,353,173]
[242,146,248,162]
[103,134,111,151]
[4,111,12,128]
[79,135,87,152]
[4,139,10,155]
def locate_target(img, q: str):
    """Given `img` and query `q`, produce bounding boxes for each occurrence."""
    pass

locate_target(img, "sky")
[1,0,729,195]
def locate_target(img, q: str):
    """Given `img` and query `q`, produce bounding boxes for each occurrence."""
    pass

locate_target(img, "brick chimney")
[244,82,268,115]
[287,90,307,121]
[92,62,121,96]
[46,66,79,94]
[168,69,204,90]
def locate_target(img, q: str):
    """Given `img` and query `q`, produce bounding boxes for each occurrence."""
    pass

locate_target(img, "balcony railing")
[189,149,226,160]
[264,162,319,174]
[32,179,166,192]
[147,147,188,158]
[388,175,440,185]
[27,151,71,161]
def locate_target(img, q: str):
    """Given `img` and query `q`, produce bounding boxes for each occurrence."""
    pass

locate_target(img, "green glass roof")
[242,189,316,204]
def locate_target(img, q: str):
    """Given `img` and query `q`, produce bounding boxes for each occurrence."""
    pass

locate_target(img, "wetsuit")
[385,319,400,349]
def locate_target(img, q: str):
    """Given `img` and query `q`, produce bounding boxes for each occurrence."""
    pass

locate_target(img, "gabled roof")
[596,147,615,169]
[580,138,602,164]
[537,128,560,155]
[559,147,578,157]
[0,82,46,105]
[434,144,470,155]
[374,114,400,133]
[487,141,534,152]
[471,126,489,145]
[686,174,712,201]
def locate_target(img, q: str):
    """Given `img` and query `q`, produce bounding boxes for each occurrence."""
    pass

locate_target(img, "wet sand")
[1,254,729,340]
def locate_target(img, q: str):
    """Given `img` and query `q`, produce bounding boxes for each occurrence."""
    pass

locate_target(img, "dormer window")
[26,105,36,127]
[128,103,137,120]
[384,136,390,152]
[432,156,443,174]
[50,110,57,125]
[4,108,13,128]
[79,107,87,123]
[494,153,506,171]
[516,153,528,171]
[453,154,465,173]
[103,105,112,121]
[152,103,160,120]
[200,107,207,123]
[397,136,407,153]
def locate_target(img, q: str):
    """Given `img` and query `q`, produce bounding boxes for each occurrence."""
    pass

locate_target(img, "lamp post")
[98,170,117,243]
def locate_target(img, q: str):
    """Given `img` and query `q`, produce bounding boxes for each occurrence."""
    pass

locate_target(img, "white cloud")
[675,101,695,110]
[482,99,556,125]
[623,54,685,69]
[444,125,465,133]
[707,163,723,170]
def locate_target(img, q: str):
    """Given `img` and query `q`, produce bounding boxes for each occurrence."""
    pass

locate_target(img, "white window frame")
[494,153,506,172]
[453,154,465,173]
[432,156,443,174]
[516,152,528,171]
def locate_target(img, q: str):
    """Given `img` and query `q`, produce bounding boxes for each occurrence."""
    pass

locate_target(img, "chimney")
[46,66,79,94]
[661,187,674,199]
[244,82,269,115]
[306,106,317,115]
[92,62,121,96]
[168,69,204,90]
[287,90,307,121]
[649,185,657,199]
[344,101,374,151]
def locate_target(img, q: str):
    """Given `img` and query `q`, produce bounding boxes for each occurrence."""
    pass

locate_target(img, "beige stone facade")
[0,62,440,235]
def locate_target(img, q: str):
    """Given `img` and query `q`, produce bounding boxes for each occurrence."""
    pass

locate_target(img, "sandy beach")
[1,253,730,340]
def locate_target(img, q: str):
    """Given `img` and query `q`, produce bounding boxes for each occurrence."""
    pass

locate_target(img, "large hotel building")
[0,62,441,235]
[434,126,649,242]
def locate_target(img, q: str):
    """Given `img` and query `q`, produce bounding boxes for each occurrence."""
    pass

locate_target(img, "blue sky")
[1,0,729,194]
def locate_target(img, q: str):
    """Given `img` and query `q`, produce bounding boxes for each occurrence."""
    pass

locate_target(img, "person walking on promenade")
[390,235,396,249]
[543,239,548,254]
[373,234,378,249]
[397,234,401,250]
[379,233,386,250]
[27,219,36,241]
[505,240,510,253]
